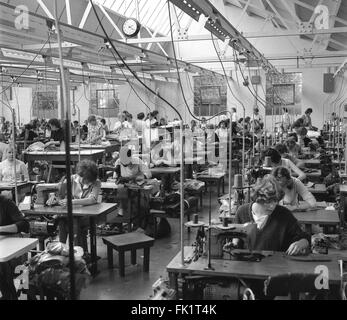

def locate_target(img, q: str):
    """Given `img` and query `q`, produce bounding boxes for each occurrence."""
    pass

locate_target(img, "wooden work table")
[23,149,105,162]
[167,246,344,296]
[22,203,117,275]
[0,236,38,262]
[293,208,340,234]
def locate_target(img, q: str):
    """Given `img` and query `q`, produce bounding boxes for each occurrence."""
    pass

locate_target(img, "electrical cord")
[234,53,267,109]
[0,35,51,96]
[210,34,246,112]
[89,0,182,121]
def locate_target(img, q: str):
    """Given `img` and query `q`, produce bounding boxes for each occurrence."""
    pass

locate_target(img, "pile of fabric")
[311,233,343,253]
[28,242,90,300]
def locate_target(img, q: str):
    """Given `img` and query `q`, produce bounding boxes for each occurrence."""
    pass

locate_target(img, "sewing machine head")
[209,223,257,258]
[35,183,58,205]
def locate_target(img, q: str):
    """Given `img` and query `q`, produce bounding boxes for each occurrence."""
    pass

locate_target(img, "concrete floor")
[80,186,223,300]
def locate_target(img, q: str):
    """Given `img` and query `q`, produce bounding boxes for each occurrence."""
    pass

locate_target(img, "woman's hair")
[305,108,313,114]
[264,148,281,164]
[272,166,293,190]
[232,107,237,112]
[77,160,98,183]
[254,107,259,113]
[272,166,291,181]
[137,112,145,120]
[48,118,61,129]
[288,132,298,142]
[283,107,288,113]
[297,127,308,137]
[251,175,284,204]
[5,145,16,154]
[88,115,97,123]
[274,143,289,155]
[100,118,106,125]
[218,120,226,128]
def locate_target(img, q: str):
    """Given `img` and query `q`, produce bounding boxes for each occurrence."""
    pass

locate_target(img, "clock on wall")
[122,18,141,38]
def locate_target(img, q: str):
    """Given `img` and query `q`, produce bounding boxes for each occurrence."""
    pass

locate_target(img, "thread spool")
[223,217,228,228]
[233,174,243,188]
[264,156,272,167]
[193,214,199,224]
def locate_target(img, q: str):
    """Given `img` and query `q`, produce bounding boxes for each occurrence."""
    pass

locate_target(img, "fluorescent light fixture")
[87,63,111,73]
[52,57,82,69]
[136,72,152,80]
[1,48,44,63]
[167,78,178,83]
[153,75,167,82]
[113,69,133,77]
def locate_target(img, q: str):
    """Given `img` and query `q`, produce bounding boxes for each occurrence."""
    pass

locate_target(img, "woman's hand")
[59,199,67,207]
[286,239,309,256]
[284,204,298,212]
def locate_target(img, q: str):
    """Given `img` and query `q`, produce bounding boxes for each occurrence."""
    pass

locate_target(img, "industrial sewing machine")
[35,183,59,205]
[208,223,260,260]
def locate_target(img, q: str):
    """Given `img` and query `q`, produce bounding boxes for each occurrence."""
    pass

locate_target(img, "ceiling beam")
[168,0,278,73]
[121,26,347,45]
[293,0,347,27]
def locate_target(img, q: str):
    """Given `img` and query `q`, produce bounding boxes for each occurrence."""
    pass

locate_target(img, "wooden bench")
[102,232,155,277]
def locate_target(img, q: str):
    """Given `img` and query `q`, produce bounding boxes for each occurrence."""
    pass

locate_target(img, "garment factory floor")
[80,183,227,300]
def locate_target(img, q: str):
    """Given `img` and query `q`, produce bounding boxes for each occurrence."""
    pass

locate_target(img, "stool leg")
[107,245,113,269]
[143,247,150,272]
[154,217,157,238]
[131,249,137,265]
[119,250,125,277]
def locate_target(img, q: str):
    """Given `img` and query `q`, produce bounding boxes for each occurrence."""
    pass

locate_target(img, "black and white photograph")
[1,0,347,311]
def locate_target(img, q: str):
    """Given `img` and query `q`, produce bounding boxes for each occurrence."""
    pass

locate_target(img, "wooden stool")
[102,232,154,277]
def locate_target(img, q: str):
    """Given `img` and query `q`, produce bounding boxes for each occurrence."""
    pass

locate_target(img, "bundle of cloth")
[27,241,90,300]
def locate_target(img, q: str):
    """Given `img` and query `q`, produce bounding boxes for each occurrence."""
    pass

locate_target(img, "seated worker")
[274,143,304,169]
[151,138,174,167]
[49,160,101,253]
[44,118,65,150]
[296,127,312,148]
[0,195,29,300]
[301,108,313,130]
[285,136,302,159]
[272,166,316,211]
[86,115,103,145]
[20,124,38,141]
[113,146,152,216]
[0,146,29,183]
[234,175,310,254]
[264,148,306,181]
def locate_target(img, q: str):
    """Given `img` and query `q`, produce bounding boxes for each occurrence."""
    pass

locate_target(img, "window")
[96,89,119,109]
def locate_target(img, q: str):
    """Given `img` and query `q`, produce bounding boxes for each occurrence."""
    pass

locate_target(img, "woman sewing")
[86,115,103,145]
[114,146,151,217]
[271,166,316,211]
[234,175,310,254]
[49,160,101,253]
[0,196,29,300]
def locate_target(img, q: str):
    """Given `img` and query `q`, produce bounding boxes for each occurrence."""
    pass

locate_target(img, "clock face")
[122,18,140,37]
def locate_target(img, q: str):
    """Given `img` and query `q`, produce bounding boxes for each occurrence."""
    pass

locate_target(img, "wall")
[301,68,347,128]
[0,75,195,129]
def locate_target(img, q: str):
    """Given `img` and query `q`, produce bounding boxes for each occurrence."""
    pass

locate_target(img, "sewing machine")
[35,183,58,205]
[208,223,257,259]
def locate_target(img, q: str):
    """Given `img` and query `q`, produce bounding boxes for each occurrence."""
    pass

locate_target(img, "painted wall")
[0,75,195,129]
